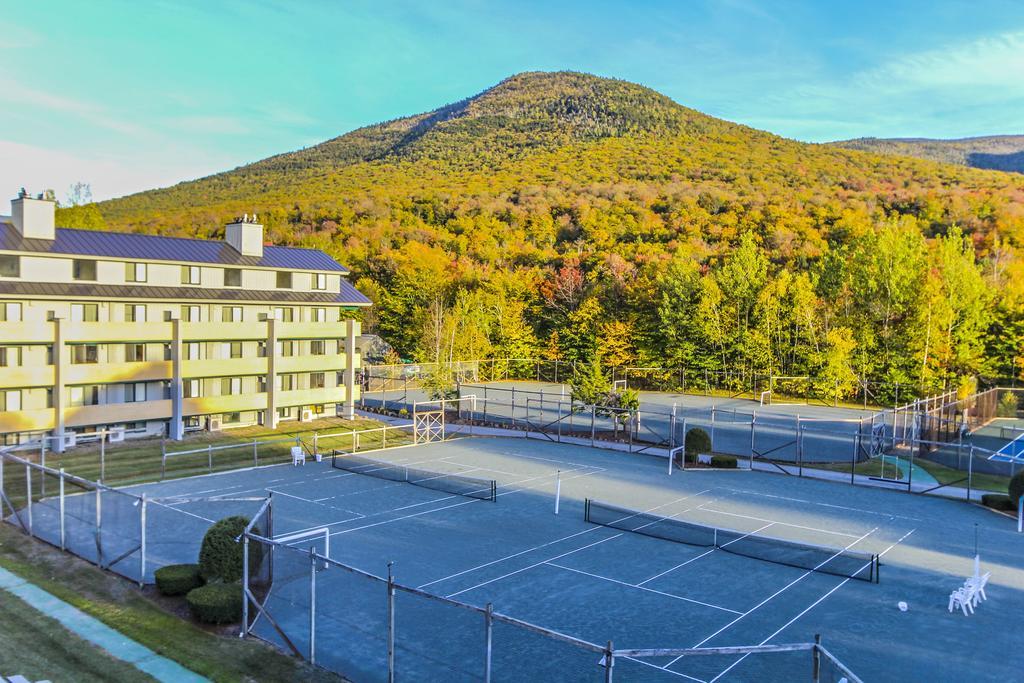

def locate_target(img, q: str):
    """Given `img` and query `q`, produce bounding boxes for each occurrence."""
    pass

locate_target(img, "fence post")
[795,415,802,477]
[710,407,716,451]
[604,640,614,683]
[591,405,597,448]
[208,444,213,473]
[484,603,493,683]
[25,464,32,537]
[511,387,517,428]
[387,562,396,683]
[851,433,860,485]
[139,494,147,588]
[241,535,250,638]
[253,439,259,468]
[58,467,66,550]
[750,411,756,469]
[100,436,106,483]
[95,484,103,568]
[967,445,974,501]
[160,438,166,480]
[310,550,317,665]
[813,634,821,683]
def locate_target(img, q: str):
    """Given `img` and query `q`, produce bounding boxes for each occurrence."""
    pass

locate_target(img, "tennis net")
[331,451,497,502]
[584,499,879,582]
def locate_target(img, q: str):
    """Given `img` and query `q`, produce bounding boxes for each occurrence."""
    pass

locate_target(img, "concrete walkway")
[0,566,208,683]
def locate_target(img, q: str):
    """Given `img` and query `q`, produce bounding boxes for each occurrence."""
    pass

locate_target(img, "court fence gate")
[241,495,863,682]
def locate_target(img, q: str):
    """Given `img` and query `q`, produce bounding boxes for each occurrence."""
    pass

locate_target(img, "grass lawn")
[913,457,1010,493]
[3,414,411,508]
[0,584,154,683]
[803,458,905,480]
[0,523,343,683]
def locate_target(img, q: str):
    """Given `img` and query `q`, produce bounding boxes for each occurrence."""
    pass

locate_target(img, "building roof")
[0,279,371,306]
[0,221,350,273]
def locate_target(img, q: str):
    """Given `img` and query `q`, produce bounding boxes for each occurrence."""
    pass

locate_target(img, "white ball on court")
[897,601,908,612]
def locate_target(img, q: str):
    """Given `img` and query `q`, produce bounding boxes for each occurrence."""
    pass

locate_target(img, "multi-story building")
[0,191,370,450]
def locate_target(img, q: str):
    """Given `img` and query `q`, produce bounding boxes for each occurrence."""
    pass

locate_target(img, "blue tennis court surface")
[114,435,1019,681]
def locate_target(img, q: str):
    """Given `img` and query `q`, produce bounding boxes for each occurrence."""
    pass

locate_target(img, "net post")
[812,634,821,683]
[483,602,493,683]
[604,640,614,683]
[58,467,66,550]
[139,493,147,588]
[25,463,33,537]
[309,549,317,665]
[554,470,561,515]
[386,561,396,683]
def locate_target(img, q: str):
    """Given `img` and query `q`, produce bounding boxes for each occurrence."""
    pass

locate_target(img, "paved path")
[0,566,208,683]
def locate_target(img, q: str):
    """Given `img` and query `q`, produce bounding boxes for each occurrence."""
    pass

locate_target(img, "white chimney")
[225,214,264,258]
[11,190,56,240]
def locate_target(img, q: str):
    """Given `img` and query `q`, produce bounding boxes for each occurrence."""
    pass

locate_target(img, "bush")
[154,563,203,596]
[198,516,250,583]
[685,428,712,459]
[997,391,1019,418]
[710,455,737,469]
[186,583,243,624]
[1010,469,1024,508]
[981,494,1016,513]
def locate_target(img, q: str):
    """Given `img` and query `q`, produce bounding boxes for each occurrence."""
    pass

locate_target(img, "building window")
[224,412,242,424]
[125,304,146,322]
[181,265,201,285]
[0,346,21,367]
[311,307,327,322]
[278,340,295,357]
[125,382,147,403]
[72,259,97,281]
[276,271,292,289]
[69,385,100,407]
[125,343,146,362]
[273,306,294,322]
[277,407,292,419]
[257,376,267,392]
[222,306,242,322]
[0,255,19,278]
[182,305,201,322]
[72,344,99,364]
[228,342,243,359]
[313,273,326,290]
[224,268,242,287]
[1,389,21,412]
[0,302,21,322]
[184,342,201,360]
[163,343,172,361]
[310,372,325,389]
[310,340,326,356]
[184,379,200,398]
[312,403,325,415]
[221,377,242,395]
[279,373,296,391]
[71,303,99,322]
[125,262,147,283]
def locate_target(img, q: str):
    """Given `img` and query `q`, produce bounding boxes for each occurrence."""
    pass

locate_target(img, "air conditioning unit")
[108,427,126,443]
[208,417,223,432]
[300,408,314,422]
[61,432,76,449]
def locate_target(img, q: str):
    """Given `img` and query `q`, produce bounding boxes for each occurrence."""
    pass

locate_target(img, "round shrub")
[154,563,203,596]
[199,516,250,583]
[997,391,1019,418]
[981,494,1015,513]
[685,428,712,459]
[1009,469,1024,508]
[710,455,737,469]
[186,583,243,624]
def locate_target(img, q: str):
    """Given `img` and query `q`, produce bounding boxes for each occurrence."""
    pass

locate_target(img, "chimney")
[11,188,56,240]
[225,213,264,258]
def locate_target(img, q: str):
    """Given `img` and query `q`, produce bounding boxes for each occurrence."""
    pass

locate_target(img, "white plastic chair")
[291,446,306,466]
[965,572,989,604]
[948,588,972,616]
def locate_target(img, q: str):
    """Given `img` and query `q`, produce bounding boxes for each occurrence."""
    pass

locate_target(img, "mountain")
[831,135,1024,173]
[87,71,1024,393]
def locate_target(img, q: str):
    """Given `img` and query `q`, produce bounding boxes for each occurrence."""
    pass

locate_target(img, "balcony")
[277,353,345,374]
[182,357,268,378]
[64,399,173,428]
[277,320,349,340]
[0,407,55,432]
[0,365,56,389]
[182,393,269,416]
[0,321,52,344]
[278,386,346,407]
[181,322,268,342]
[65,360,173,385]
[65,321,174,344]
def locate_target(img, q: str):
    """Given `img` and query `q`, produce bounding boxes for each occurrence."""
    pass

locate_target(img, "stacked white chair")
[948,570,991,615]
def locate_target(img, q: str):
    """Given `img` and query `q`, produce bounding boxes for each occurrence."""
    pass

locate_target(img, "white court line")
[443,493,718,599]
[720,487,921,522]
[439,459,526,477]
[146,499,216,523]
[417,489,713,590]
[622,656,707,682]
[544,561,742,615]
[706,528,916,683]
[664,526,879,668]
[695,505,863,539]
[635,523,776,587]
[266,488,366,520]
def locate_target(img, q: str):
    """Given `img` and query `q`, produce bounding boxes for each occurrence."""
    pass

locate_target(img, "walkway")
[0,566,208,683]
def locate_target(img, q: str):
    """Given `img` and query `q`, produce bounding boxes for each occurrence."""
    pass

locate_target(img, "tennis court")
[60,433,1024,682]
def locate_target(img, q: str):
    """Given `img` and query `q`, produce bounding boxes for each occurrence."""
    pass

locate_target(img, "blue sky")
[2,0,1023,201]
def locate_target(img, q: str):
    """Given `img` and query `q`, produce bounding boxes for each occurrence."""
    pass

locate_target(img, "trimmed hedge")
[710,455,737,469]
[186,583,243,624]
[154,563,203,596]
[199,516,250,583]
[981,494,1016,513]
[1009,469,1024,507]
[685,428,711,458]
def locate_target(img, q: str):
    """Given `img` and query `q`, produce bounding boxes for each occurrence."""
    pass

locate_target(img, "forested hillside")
[833,135,1024,174]
[83,72,1024,400]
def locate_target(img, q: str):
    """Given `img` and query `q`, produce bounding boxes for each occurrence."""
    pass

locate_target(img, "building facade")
[0,192,370,450]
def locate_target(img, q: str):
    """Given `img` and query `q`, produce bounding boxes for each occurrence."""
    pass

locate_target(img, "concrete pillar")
[343,319,357,419]
[52,315,66,453]
[168,314,184,440]
[266,316,279,430]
